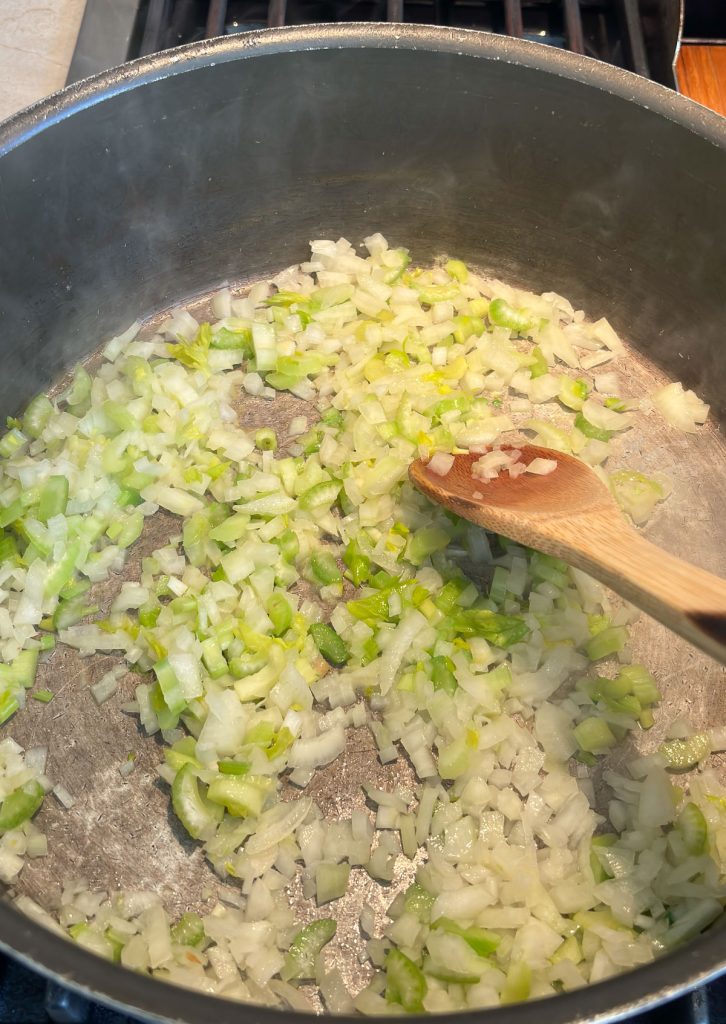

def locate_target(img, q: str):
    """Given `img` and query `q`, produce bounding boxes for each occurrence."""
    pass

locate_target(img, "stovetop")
[67,0,684,87]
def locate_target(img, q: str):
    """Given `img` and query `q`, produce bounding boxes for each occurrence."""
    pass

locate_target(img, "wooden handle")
[561,518,726,665]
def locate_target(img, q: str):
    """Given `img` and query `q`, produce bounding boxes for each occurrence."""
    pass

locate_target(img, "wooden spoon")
[409,446,726,665]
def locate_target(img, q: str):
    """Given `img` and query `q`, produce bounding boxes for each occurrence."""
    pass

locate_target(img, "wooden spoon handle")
[557,518,726,664]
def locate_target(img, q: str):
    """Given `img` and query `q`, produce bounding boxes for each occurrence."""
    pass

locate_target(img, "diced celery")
[488,298,533,335]
[0,780,44,831]
[385,949,427,1012]
[677,802,708,855]
[37,476,69,522]
[528,346,548,378]
[407,527,450,565]
[23,394,53,439]
[573,716,617,753]
[431,917,501,956]
[501,960,531,1004]
[659,733,711,772]
[430,655,457,695]
[200,638,228,679]
[267,593,293,636]
[586,625,628,661]
[153,659,187,717]
[171,764,223,839]
[343,539,371,586]
[309,550,342,586]
[309,623,349,667]
[171,911,205,947]
[207,774,268,818]
[282,919,337,981]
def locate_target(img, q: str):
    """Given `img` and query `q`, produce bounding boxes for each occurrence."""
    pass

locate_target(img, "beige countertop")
[0,0,87,123]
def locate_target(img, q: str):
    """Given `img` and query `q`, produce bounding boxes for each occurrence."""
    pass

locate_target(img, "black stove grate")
[126,0,677,81]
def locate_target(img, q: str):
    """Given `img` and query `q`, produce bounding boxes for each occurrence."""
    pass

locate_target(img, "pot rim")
[0,22,724,1024]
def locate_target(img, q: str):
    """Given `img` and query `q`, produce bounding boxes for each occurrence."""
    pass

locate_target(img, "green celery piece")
[171,764,223,840]
[617,665,661,706]
[407,527,451,565]
[218,760,251,776]
[0,499,23,531]
[102,400,136,434]
[138,604,161,628]
[677,802,708,855]
[309,550,342,586]
[0,534,17,563]
[265,290,308,308]
[266,726,295,760]
[267,593,293,637]
[281,919,337,981]
[434,578,469,613]
[168,323,211,372]
[0,691,19,725]
[171,911,205,947]
[343,539,371,587]
[228,653,268,679]
[590,834,618,883]
[347,590,389,625]
[254,428,277,452]
[360,636,379,666]
[445,258,468,283]
[488,298,533,335]
[529,346,548,379]
[37,476,69,523]
[31,689,54,703]
[385,949,427,1013]
[200,637,228,679]
[116,511,144,549]
[164,737,201,773]
[430,655,457,695]
[574,412,612,442]
[210,327,253,351]
[65,365,92,406]
[559,376,589,410]
[4,650,39,689]
[275,528,299,564]
[153,659,187,717]
[573,716,616,754]
[246,721,275,746]
[23,394,53,439]
[309,622,350,668]
[501,961,531,1004]
[206,774,268,818]
[0,780,44,831]
[403,883,435,921]
[659,733,711,772]
[448,608,529,648]
[430,917,501,956]
[586,626,628,661]
[45,540,81,597]
[298,480,341,512]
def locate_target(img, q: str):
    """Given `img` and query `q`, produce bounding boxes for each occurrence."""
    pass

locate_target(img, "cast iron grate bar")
[504,0,523,38]
[563,0,585,54]
[387,0,405,21]
[140,0,172,55]
[617,0,651,77]
[207,0,229,36]
[268,0,288,26]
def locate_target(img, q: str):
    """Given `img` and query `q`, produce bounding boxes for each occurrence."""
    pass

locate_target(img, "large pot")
[0,24,724,1024]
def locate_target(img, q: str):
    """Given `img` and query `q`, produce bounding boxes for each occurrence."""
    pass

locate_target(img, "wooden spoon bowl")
[410,446,726,665]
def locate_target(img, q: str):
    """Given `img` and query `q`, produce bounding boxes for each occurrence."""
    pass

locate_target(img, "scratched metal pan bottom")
[0,22,725,1024]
